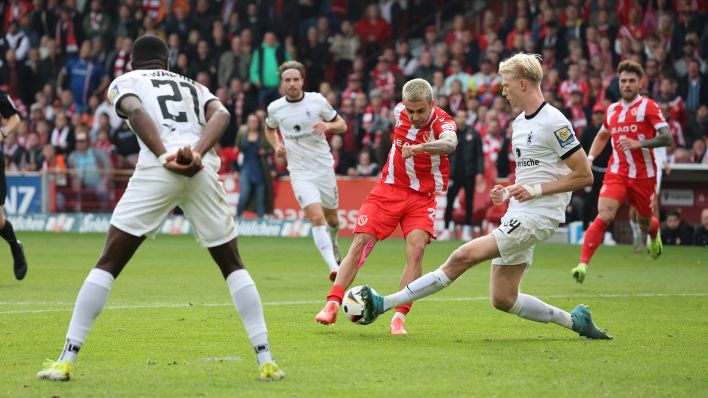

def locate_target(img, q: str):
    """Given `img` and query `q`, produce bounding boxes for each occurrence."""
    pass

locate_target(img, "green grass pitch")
[0,232,706,397]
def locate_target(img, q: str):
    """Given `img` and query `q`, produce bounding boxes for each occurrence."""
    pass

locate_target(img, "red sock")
[327,284,345,304]
[649,217,659,239]
[395,302,412,316]
[580,217,608,264]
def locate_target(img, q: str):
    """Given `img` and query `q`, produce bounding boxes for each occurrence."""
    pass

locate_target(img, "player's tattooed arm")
[403,131,458,158]
[640,126,673,148]
[193,99,230,158]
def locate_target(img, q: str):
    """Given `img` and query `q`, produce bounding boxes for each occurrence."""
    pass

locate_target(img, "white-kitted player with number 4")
[358,53,614,340]
[37,35,284,382]
[264,61,347,281]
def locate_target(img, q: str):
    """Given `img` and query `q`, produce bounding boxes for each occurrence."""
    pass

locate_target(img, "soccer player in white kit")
[358,53,612,340]
[264,61,347,281]
[37,36,285,382]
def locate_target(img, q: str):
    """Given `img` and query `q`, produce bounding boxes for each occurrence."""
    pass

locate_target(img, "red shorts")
[354,182,437,240]
[599,172,656,218]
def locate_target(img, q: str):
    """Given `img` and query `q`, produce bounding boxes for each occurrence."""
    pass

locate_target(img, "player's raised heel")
[571,263,587,284]
[259,361,285,381]
[12,241,27,280]
[390,315,408,335]
[37,359,73,381]
[360,285,384,323]
[648,230,662,259]
[571,304,613,340]
[315,301,339,325]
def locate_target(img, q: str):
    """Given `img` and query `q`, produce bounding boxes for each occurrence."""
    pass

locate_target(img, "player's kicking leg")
[38,226,144,381]
[210,239,284,381]
[573,197,620,284]
[315,233,377,325]
[390,230,430,335]
[304,203,340,280]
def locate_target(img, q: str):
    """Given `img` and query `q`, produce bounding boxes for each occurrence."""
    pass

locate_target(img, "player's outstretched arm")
[192,99,231,158]
[119,96,168,159]
[264,125,285,157]
[402,131,458,159]
[587,126,610,162]
[313,115,347,134]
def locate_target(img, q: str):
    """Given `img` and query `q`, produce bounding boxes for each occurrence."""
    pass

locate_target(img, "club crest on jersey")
[107,86,119,104]
[553,126,575,147]
[357,215,368,226]
[631,108,637,116]
[527,131,533,144]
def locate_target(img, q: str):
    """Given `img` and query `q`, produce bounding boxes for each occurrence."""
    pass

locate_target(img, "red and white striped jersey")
[380,103,455,193]
[603,96,668,179]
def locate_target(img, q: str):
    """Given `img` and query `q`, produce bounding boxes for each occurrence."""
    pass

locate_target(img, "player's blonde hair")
[402,78,433,103]
[278,60,305,78]
[498,53,544,85]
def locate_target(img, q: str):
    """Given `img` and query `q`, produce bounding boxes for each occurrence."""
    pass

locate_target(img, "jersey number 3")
[151,79,201,124]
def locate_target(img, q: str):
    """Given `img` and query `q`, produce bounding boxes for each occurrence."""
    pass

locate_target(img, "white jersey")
[107,69,219,169]
[509,102,582,222]
[265,92,338,178]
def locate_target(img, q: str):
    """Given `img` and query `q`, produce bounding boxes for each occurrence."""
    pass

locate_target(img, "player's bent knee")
[490,294,516,312]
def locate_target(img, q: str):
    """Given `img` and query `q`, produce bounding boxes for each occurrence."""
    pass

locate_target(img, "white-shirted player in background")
[358,53,613,340]
[37,35,285,382]
[265,61,347,281]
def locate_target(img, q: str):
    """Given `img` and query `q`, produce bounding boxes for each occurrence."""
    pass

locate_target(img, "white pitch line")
[0,292,707,315]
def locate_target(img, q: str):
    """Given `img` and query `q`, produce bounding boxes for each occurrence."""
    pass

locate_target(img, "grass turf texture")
[0,232,706,397]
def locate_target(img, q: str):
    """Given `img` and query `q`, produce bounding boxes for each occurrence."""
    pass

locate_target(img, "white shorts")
[111,165,237,247]
[491,212,559,266]
[290,172,339,209]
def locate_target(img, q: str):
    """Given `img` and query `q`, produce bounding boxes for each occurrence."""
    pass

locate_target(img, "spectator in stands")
[35,38,61,88]
[469,58,501,107]
[20,132,42,172]
[110,122,139,169]
[689,139,707,164]
[685,105,708,147]
[4,132,24,172]
[67,130,112,212]
[661,209,695,246]
[693,208,708,247]
[236,114,273,218]
[4,19,30,62]
[55,5,79,59]
[444,59,471,92]
[412,50,438,84]
[49,112,74,156]
[301,26,330,91]
[354,4,392,54]
[396,40,418,79]
[349,150,378,177]
[250,31,292,108]
[82,0,112,43]
[189,40,217,88]
[218,36,249,88]
[448,80,466,115]
[106,37,133,79]
[329,19,360,88]
[679,57,708,115]
[673,35,707,78]
[440,109,484,241]
[0,48,35,107]
[58,41,108,113]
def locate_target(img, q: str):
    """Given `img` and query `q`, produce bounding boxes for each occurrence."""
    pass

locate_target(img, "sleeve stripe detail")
[203,98,219,116]
[560,144,582,160]
[654,122,669,130]
[326,111,338,123]
[114,93,141,119]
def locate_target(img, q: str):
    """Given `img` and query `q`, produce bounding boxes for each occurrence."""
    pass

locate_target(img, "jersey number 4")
[151,79,201,124]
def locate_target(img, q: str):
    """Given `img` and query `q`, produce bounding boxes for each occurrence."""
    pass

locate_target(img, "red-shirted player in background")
[572,61,673,284]
[315,79,458,334]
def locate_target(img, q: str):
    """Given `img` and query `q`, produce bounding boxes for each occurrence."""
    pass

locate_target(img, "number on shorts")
[427,207,436,222]
[503,218,521,234]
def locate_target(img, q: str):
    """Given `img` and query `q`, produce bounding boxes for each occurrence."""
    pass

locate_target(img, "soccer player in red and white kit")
[572,60,673,283]
[315,78,458,335]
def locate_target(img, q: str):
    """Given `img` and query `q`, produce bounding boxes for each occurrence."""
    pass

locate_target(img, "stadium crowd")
[0,0,706,240]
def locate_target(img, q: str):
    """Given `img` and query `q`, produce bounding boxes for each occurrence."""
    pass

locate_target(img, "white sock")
[383,268,451,311]
[508,293,573,329]
[327,224,340,248]
[312,225,338,271]
[61,268,115,362]
[629,220,641,239]
[226,270,272,366]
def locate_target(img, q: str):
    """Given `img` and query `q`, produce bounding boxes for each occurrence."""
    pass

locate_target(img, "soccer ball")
[342,285,377,325]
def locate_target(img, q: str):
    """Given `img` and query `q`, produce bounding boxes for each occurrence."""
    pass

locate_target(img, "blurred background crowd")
[0,0,706,243]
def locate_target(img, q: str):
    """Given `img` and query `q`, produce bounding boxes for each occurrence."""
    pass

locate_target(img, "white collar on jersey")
[620,95,642,108]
